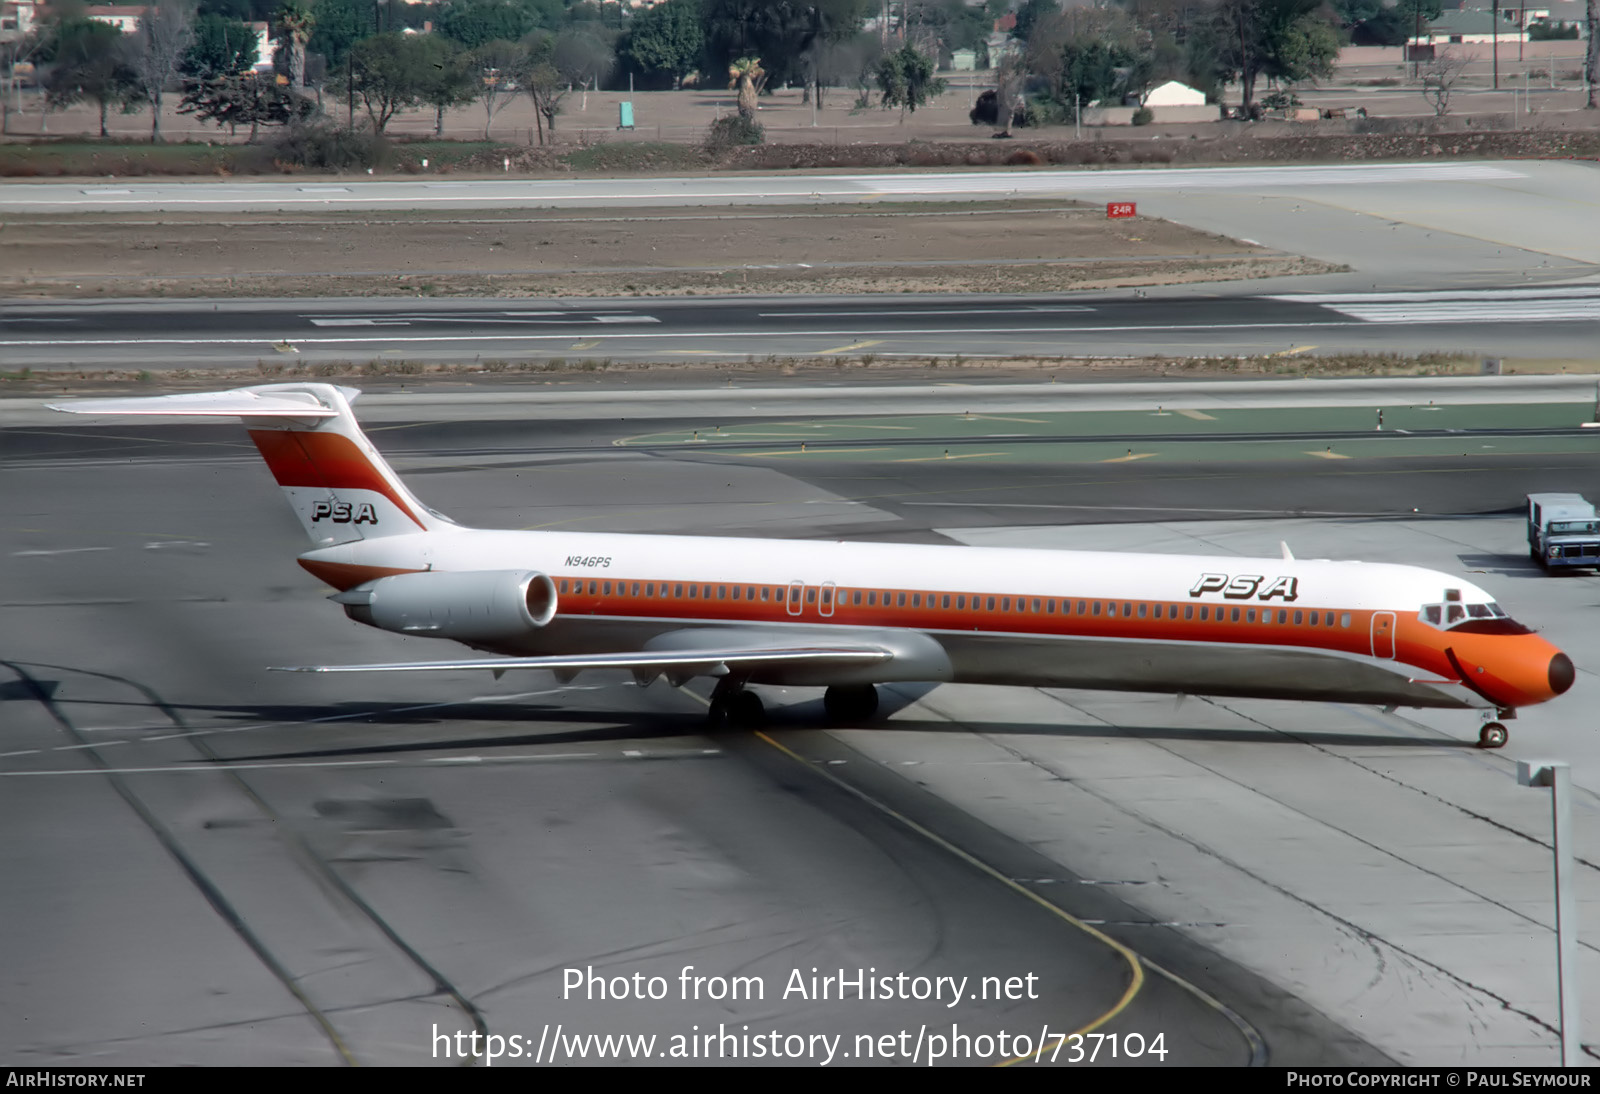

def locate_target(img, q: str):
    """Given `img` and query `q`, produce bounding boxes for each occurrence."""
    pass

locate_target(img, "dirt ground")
[0,200,1336,299]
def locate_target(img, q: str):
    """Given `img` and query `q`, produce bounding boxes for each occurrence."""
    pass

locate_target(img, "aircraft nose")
[1549,652,1576,696]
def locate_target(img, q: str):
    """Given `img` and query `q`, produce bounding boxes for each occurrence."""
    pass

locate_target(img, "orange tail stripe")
[249,430,427,530]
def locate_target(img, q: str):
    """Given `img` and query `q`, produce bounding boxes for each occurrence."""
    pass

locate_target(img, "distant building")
[1,0,39,43]
[1142,80,1206,107]
[84,4,149,33]
[1410,10,1529,44]
[949,48,976,71]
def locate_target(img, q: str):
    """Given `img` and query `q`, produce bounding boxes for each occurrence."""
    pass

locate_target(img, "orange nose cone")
[1549,652,1576,696]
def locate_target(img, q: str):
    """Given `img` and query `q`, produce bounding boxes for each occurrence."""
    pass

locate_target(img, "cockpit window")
[1551,520,1599,535]
[1419,599,1528,634]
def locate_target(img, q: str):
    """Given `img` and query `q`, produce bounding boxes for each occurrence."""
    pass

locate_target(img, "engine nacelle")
[334,570,557,641]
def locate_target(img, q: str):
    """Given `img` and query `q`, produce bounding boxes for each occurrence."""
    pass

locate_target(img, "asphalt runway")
[7,377,1600,1064]
[4,284,1600,369]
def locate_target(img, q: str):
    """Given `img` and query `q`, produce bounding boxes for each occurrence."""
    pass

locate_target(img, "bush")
[255,124,391,172]
[704,115,765,151]
[1131,107,1153,126]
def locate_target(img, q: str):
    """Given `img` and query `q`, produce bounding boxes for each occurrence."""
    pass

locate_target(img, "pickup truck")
[1527,493,1600,571]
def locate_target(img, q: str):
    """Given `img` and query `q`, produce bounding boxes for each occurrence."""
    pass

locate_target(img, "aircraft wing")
[271,645,893,679]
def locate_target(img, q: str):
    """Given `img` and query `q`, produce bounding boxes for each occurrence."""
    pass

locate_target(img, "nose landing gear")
[1477,709,1514,749]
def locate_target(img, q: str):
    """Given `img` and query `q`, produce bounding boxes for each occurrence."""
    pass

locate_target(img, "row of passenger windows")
[554,579,1353,628]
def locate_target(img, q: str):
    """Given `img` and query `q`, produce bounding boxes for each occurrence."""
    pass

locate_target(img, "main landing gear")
[1477,708,1514,749]
[707,682,766,729]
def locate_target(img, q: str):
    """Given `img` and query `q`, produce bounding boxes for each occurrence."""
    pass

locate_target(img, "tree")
[436,0,535,50]
[702,0,867,91]
[307,0,376,71]
[521,34,566,145]
[45,19,139,138]
[345,31,431,132]
[416,35,477,137]
[1186,0,1337,112]
[1011,0,1057,42]
[1419,47,1468,115]
[183,13,258,79]
[553,26,614,103]
[874,43,944,119]
[620,0,703,89]
[179,71,314,140]
[127,0,197,142]
[470,38,522,138]
[274,0,314,87]
[728,55,764,119]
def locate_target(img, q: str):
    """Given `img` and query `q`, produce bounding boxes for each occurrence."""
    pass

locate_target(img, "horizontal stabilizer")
[272,645,892,674]
[48,386,349,418]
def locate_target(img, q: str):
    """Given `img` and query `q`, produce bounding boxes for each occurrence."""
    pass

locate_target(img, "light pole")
[1518,760,1583,1066]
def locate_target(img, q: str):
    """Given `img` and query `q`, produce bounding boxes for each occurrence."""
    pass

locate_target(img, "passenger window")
[897,593,906,607]
[868,592,877,606]
[747,586,756,600]
[912,594,921,608]
[1293,610,1302,625]
[559,580,569,593]
[674,584,684,597]
[719,586,727,599]
[759,587,768,602]
[1341,613,1351,628]
[986,597,995,611]
[645,583,654,596]
[1184,604,1193,620]
[942,595,951,609]
[822,588,832,605]
[956,595,965,609]
[1247,609,1256,623]
[1091,602,1101,616]
[1231,607,1240,622]
[1199,606,1209,621]
[702,585,711,599]
[632,583,640,596]
[1001,597,1010,611]
[688,585,697,599]
[1137,603,1147,619]
[588,581,597,595]
[1277,610,1287,624]
[731,586,741,600]
[807,588,817,604]
[1122,603,1132,618]
[603,582,612,595]
[853,590,862,606]
[1046,600,1056,614]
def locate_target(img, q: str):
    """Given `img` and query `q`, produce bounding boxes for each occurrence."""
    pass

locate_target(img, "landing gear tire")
[824,684,879,724]
[708,689,765,729]
[1478,722,1509,749]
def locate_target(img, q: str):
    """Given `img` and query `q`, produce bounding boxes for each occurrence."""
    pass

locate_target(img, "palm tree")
[728,56,764,121]
[275,0,315,89]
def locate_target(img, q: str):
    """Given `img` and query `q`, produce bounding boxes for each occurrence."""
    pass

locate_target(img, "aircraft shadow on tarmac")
[187,698,1466,763]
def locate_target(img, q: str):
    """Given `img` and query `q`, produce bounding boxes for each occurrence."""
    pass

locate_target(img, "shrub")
[704,114,765,151]
[256,124,391,172]
[1131,106,1153,126]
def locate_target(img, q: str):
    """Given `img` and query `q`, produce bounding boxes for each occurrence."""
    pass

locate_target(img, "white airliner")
[52,383,1574,748]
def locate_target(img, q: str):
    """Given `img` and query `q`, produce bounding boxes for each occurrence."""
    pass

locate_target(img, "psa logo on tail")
[312,500,379,525]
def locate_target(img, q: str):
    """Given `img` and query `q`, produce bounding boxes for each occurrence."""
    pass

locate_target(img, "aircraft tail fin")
[49,383,454,546]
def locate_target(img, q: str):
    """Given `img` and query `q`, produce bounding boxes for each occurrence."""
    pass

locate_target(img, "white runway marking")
[11,547,111,557]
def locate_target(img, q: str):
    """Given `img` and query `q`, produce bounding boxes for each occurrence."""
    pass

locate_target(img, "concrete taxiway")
[4,376,1600,1065]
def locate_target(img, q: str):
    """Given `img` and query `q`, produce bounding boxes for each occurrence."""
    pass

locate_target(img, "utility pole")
[1493,0,1501,88]
[1518,761,1583,1068]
